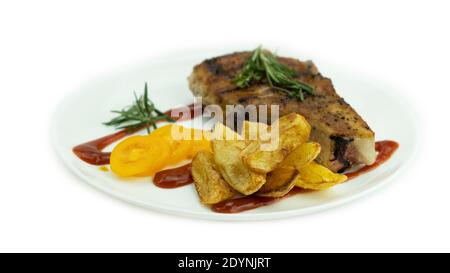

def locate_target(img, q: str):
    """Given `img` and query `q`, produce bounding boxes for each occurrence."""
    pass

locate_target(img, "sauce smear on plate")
[212,188,309,213]
[153,163,193,188]
[73,129,130,165]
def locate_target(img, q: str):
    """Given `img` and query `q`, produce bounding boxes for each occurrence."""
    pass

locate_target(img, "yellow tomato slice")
[110,135,171,177]
[149,124,193,166]
[149,124,174,138]
[131,125,213,176]
[164,140,192,165]
[134,124,191,174]
[190,139,212,157]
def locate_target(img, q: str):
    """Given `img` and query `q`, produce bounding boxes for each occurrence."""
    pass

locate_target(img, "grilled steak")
[188,51,376,172]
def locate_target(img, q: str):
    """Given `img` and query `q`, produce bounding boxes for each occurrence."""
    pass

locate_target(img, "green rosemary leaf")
[233,46,314,101]
[103,83,174,133]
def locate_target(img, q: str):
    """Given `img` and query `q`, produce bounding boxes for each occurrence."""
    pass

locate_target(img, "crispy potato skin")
[255,141,320,197]
[212,140,266,195]
[295,162,347,190]
[188,51,376,172]
[191,151,236,204]
[257,167,298,198]
[282,142,321,170]
[243,113,311,173]
[210,122,267,195]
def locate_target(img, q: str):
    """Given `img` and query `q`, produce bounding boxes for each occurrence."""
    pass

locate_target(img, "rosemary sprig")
[233,46,314,101]
[103,83,174,133]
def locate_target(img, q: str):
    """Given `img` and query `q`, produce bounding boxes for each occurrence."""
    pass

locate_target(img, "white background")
[0,0,449,252]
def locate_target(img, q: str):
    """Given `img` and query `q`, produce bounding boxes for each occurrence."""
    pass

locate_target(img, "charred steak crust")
[189,51,376,172]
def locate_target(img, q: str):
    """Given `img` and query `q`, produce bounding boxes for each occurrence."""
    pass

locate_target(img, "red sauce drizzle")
[72,103,200,165]
[74,109,399,214]
[212,140,399,213]
[73,129,131,165]
[212,187,308,213]
[346,140,399,180]
[153,163,193,188]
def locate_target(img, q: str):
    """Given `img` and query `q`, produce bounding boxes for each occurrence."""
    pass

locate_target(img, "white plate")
[51,48,417,221]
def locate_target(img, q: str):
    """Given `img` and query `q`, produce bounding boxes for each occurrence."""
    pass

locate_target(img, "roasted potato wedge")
[295,162,347,190]
[213,139,266,195]
[282,142,321,169]
[211,123,266,195]
[211,122,243,141]
[243,150,287,174]
[242,120,271,144]
[276,113,311,150]
[257,167,299,197]
[243,113,312,173]
[191,151,236,204]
